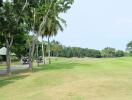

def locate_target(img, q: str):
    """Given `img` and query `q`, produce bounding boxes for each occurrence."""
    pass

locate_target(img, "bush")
[11,56,19,62]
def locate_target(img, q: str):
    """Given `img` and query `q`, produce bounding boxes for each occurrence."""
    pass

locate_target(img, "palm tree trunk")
[28,8,38,71]
[48,36,51,64]
[36,41,39,67]
[41,36,45,64]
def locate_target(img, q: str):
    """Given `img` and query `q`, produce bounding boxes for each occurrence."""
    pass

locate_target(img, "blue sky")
[52,0,132,50]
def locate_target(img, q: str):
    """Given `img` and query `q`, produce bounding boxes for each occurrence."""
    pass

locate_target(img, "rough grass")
[0,57,132,100]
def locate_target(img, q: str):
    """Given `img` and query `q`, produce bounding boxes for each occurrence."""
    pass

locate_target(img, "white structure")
[0,47,6,55]
[0,47,15,56]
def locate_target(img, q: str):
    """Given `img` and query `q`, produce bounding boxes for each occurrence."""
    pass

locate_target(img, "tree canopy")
[0,0,74,73]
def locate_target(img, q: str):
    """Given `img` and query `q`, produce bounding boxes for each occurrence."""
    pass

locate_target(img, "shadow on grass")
[33,62,78,72]
[0,74,29,87]
[0,62,80,87]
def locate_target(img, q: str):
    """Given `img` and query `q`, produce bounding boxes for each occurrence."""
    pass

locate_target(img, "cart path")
[0,64,29,75]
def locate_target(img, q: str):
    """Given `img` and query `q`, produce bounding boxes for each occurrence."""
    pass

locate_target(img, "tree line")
[12,40,126,59]
[48,41,125,58]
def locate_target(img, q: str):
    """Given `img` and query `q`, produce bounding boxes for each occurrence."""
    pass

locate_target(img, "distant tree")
[101,47,116,57]
[84,49,101,58]
[126,41,132,56]
[92,50,101,58]
[52,44,101,58]
[51,40,62,57]
[115,50,124,57]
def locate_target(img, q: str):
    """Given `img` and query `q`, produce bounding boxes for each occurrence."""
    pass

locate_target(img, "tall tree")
[19,0,57,69]
[38,0,74,64]
[44,16,66,64]
[21,0,53,69]
[0,0,27,74]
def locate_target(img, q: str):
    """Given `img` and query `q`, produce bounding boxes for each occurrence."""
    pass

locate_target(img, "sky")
[51,0,132,50]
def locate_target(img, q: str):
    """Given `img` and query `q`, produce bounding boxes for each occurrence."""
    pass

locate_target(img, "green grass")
[1,57,132,100]
[0,65,5,70]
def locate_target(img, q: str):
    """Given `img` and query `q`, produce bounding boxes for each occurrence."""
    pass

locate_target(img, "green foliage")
[0,0,74,71]
[83,49,101,58]
[127,41,132,51]
[50,40,62,56]
[126,41,132,56]
[115,50,124,57]
[11,34,29,58]
[0,1,25,37]
[11,56,19,62]
[0,0,3,7]
[101,47,116,57]
[0,36,4,48]
[42,40,101,58]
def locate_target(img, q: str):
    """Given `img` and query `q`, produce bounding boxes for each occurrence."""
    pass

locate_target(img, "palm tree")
[38,0,74,64]
[41,35,46,64]
[51,40,62,57]
[25,0,53,70]
[44,15,66,64]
